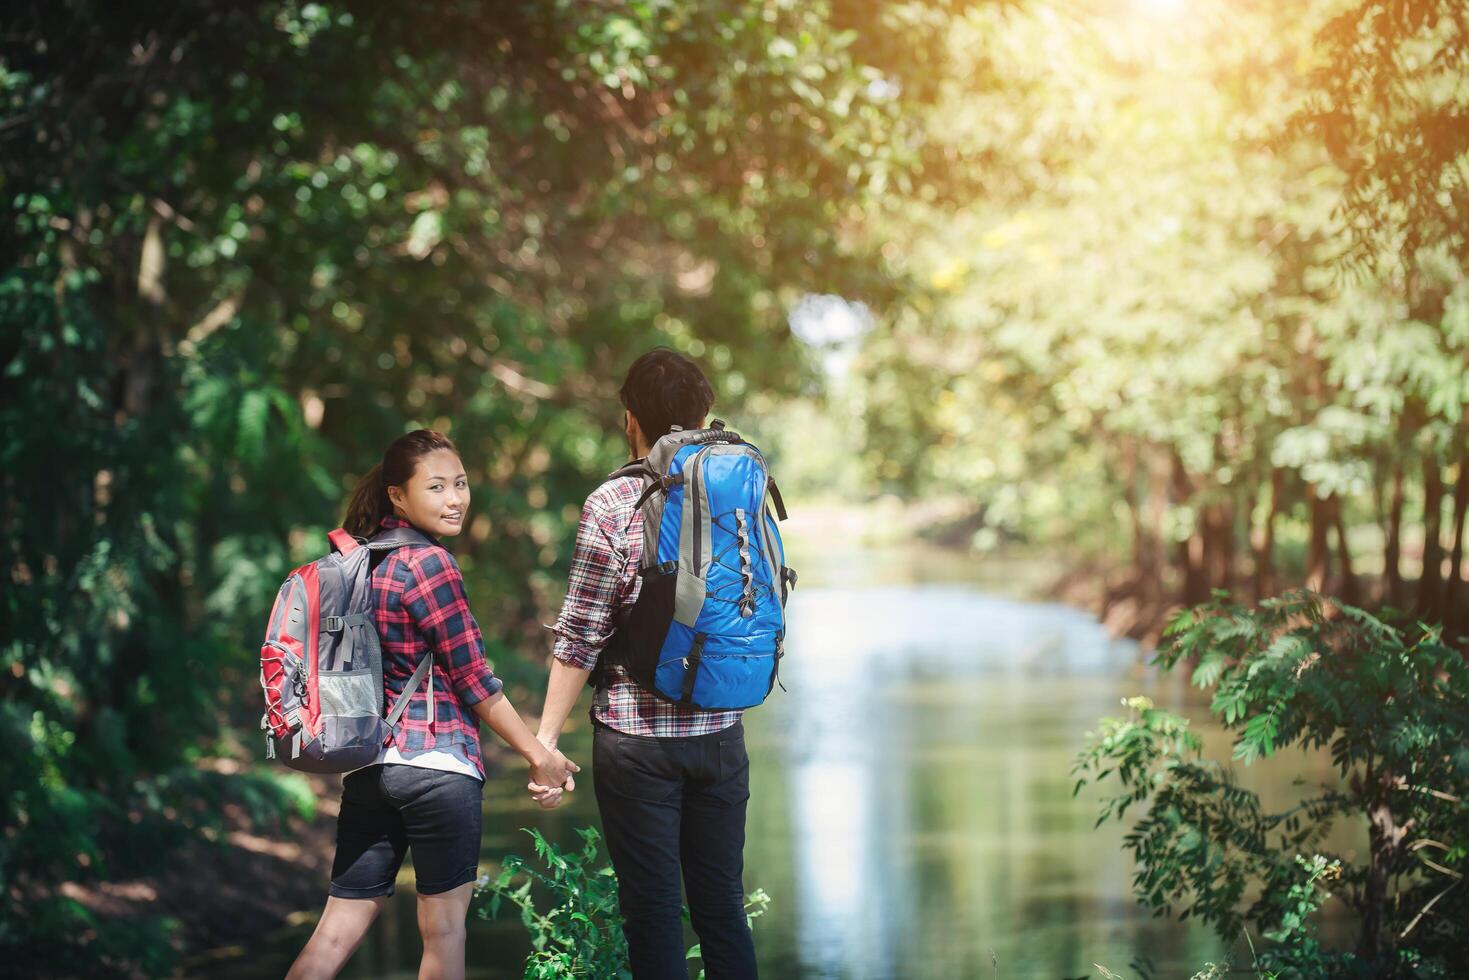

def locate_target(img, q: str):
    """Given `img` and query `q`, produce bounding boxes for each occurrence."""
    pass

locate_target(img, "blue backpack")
[599,419,797,709]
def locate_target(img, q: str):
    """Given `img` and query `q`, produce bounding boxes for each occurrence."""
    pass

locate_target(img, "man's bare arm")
[536,657,591,750]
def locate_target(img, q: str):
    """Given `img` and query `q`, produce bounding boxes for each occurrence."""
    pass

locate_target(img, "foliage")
[473,827,769,980]
[1096,856,1340,980]
[1102,855,1450,980]
[1074,590,1469,976]
[1251,854,1344,979]
[1293,0,1469,268]
[476,828,629,980]
[1,0,948,971]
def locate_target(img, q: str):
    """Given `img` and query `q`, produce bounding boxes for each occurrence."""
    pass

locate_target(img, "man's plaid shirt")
[372,516,502,776]
[545,466,742,737]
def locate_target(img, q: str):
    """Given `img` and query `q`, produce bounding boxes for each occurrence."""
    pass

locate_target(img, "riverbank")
[1044,557,1181,651]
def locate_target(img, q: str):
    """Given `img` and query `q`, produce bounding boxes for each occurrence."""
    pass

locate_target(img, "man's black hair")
[619,347,715,443]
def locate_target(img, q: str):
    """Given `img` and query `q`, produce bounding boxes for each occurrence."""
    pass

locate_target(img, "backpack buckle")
[322,615,344,632]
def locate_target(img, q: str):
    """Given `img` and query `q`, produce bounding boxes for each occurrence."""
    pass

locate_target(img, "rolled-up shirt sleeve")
[403,547,503,706]
[545,494,631,670]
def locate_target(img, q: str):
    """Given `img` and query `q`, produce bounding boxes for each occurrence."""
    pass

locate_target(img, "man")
[533,347,759,979]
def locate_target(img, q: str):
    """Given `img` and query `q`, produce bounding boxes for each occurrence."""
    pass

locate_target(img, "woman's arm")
[400,547,577,786]
[472,690,578,788]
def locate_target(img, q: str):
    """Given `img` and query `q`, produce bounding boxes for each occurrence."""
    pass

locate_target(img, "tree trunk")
[1358,763,1406,963]
[1201,501,1233,598]
[1253,466,1283,602]
[1219,494,1237,597]
[1172,451,1207,604]
[1418,454,1445,619]
[1121,437,1147,580]
[1446,456,1469,640]
[1451,463,1469,583]
[1180,534,1207,605]
[1145,443,1170,604]
[1242,483,1260,598]
[1200,503,1218,594]
[1332,493,1359,605]
[1305,483,1331,592]
[1204,432,1233,597]
[1385,459,1406,611]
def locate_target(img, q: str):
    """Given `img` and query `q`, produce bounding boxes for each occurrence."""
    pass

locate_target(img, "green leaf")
[236,389,270,463]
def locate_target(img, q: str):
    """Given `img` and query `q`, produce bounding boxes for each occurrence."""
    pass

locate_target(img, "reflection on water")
[210,545,1356,978]
[774,586,1149,979]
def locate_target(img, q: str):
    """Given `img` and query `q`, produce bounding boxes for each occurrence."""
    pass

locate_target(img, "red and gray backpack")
[258,526,434,772]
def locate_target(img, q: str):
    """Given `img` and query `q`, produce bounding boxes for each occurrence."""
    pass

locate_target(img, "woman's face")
[386,449,470,537]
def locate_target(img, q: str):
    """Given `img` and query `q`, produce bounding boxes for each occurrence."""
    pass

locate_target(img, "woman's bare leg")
[286,895,387,980]
[416,882,473,980]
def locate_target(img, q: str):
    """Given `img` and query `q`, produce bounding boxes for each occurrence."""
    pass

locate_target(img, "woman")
[287,429,576,980]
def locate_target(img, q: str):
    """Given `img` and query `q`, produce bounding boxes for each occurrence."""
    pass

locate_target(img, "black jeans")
[593,720,758,980]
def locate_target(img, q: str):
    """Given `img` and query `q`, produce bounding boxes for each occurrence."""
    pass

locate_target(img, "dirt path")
[60,770,341,977]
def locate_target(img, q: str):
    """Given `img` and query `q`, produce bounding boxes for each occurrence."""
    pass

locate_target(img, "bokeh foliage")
[845,0,1469,643]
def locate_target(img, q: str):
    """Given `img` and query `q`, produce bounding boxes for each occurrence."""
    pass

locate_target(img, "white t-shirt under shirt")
[352,742,483,781]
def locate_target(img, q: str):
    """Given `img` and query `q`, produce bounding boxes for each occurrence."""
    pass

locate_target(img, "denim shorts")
[329,763,483,898]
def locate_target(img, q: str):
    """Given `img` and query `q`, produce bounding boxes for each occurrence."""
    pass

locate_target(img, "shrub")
[474,827,769,979]
[1074,590,1468,977]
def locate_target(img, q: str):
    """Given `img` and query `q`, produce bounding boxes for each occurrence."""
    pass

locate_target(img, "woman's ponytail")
[341,429,459,538]
[342,463,392,538]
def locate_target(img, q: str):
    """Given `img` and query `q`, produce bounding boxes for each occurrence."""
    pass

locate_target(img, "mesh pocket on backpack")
[317,670,380,718]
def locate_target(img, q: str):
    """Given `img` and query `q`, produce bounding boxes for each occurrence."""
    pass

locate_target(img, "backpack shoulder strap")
[327,528,361,554]
[608,460,657,482]
[367,527,434,551]
[369,526,437,729]
[385,651,434,729]
[766,477,789,522]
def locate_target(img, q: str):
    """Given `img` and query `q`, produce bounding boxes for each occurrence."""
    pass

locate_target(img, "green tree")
[850,0,1469,639]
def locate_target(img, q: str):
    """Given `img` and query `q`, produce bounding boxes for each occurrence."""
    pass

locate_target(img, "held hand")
[526,743,579,807]
[527,779,565,808]
[529,747,579,791]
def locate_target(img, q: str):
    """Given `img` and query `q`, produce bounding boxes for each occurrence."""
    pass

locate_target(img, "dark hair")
[618,347,715,444]
[342,429,459,537]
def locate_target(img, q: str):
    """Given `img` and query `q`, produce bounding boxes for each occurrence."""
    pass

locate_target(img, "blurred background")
[3,0,1467,977]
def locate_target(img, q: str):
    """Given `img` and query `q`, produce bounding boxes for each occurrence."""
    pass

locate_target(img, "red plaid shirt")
[372,516,502,776]
[545,467,742,737]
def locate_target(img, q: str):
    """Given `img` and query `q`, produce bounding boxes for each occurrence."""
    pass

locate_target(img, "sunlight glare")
[1133,0,1188,17]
